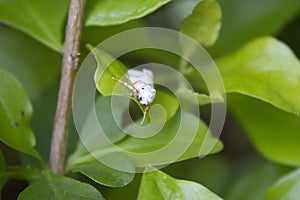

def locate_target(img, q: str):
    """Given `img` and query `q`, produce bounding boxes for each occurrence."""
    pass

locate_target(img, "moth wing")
[127,69,154,85]
[127,69,144,84]
[142,69,154,84]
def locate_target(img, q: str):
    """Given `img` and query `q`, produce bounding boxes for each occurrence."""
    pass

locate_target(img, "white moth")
[112,69,156,125]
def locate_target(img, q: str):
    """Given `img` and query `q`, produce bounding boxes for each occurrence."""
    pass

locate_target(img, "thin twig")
[49,0,87,175]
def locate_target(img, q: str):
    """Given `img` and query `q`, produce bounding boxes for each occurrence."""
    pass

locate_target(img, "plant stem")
[49,0,87,175]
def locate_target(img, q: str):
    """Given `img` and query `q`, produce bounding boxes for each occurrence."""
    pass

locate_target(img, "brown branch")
[49,0,87,175]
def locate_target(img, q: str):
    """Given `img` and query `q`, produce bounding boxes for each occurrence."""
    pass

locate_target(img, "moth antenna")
[112,77,136,92]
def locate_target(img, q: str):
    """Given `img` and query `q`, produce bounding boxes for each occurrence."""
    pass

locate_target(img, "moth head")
[138,86,156,105]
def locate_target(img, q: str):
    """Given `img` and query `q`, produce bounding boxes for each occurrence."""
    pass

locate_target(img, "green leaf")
[180,0,222,47]
[67,96,128,166]
[0,69,43,163]
[86,0,172,26]
[67,96,134,187]
[150,91,179,122]
[91,46,179,122]
[91,45,128,96]
[224,159,290,200]
[68,97,222,169]
[0,0,69,52]
[67,96,126,169]
[229,94,300,166]
[209,0,300,57]
[176,88,224,106]
[0,165,41,192]
[218,37,300,115]
[69,159,134,187]
[83,20,145,45]
[138,168,223,200]
[116,111,223,164]
[18,171,104,200]
[0,25,61,98]
[265,168,300,200]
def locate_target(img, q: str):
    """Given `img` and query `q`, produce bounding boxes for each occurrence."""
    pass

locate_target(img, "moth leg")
[112,77,136,92]
[140,105,150,125]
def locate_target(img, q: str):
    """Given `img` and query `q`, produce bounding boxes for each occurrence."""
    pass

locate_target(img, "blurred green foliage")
[0,0,300,199]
